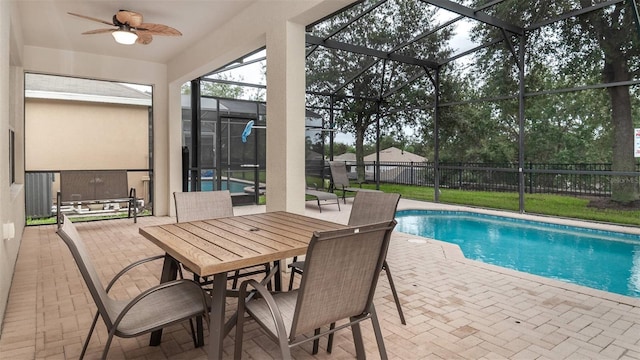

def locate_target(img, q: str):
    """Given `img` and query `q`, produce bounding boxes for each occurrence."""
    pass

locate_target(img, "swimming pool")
[196,179,253,193]
[395,210,640,298]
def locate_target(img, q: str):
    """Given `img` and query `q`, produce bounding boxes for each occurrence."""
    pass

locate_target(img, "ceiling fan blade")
[68,12,114,26]
[136,32,153,45]
[137,23,182,36]
[81,28,115,35]
[116,10,143,27]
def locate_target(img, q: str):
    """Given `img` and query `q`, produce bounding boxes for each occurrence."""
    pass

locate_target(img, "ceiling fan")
[68,10,182,45]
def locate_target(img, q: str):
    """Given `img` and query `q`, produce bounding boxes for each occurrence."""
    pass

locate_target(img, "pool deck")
[1,199,640,359]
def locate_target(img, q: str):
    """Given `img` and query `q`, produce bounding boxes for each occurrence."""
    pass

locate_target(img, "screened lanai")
[199,0,640,212]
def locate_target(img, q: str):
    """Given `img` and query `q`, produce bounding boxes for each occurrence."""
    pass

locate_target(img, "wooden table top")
[139,211,346,277]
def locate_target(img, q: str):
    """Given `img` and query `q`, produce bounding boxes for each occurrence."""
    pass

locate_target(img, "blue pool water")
[196,180,249,193]
[395,210,640,298]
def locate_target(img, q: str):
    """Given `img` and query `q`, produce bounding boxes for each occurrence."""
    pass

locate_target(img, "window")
[9,129,15,184]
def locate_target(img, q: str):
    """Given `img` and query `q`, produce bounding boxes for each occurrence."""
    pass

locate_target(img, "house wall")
[25,99,150,205]
[0,0,26,334]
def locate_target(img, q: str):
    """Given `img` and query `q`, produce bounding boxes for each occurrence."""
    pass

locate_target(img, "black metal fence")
[335,161,640,197]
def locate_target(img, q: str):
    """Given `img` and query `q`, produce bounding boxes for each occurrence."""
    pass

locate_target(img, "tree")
[306,0,452,182]
[571,0,640,202]
[469,0,640,203]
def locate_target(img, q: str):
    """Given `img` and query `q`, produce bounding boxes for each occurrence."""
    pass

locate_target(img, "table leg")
[208,272,228,360]
[150,254,179,346]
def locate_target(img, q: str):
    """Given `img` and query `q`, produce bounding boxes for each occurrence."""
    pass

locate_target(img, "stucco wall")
[0,1,26,335]
[25,98,150,206]
[26,99,149,171]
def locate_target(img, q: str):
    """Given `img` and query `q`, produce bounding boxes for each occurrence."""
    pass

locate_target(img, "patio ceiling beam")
[305,0,365,30]
[208,56,266,75]
[201,78,266,89]
[392,0,507,55]
[440,37,503,65]
[332,59,380,94]
[526,0,625,31]
[320,0,389,40]
[307,90,379,102]
[306,0,389,57]
[306,35,439,69]
[381,68,431,98]
[419,0,524,35]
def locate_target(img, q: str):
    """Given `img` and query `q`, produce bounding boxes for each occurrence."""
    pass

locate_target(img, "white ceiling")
[16,1,256,64]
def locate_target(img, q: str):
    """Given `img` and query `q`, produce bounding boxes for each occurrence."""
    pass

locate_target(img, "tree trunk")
[606,59,638,203]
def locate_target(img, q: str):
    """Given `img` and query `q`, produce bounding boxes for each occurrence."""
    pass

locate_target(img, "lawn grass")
[29,186,639,227]
[28,210,152,226]
[355,183,640,226]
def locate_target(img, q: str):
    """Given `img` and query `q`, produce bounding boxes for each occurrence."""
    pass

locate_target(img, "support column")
[265,21,306,214]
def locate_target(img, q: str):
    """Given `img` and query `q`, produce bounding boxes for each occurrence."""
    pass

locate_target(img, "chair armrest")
[105,254,165,292]
[238,279,289,339]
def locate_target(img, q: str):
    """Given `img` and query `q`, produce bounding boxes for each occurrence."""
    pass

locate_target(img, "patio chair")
[234,220,396,360]
[288,191,405,353]
[56,215,208,360]
[305,183,340,213]
[173,190,272,290]
[329,161,380,203]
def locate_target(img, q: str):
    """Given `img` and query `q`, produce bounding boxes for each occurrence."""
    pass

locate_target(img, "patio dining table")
[139,211,346,359]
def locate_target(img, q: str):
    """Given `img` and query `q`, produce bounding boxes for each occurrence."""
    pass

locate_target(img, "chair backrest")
[348,192,401,226]
[173,190,234,223]
[56,215,115,329]
[328,161,351,188]
[289,220,396,339]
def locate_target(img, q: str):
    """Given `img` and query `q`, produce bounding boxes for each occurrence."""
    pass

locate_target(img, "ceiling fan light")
[112,30,138,45]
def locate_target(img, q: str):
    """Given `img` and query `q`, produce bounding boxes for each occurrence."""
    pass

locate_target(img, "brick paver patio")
[1,199,640,359]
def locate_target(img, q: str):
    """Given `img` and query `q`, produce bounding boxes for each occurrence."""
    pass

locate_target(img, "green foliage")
[465,0,640,202]
[27,210,152,226]
[306,0,452,181]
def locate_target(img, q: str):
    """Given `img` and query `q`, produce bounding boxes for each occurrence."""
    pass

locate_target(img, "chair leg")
[234,300,246,360]
[101,329,117,360]
[196,315,204,347]
[189,318,197,347]
[370,305,388,360]
[288,265,298,292]
[312,328,321,354]
[232,269,241,289]
[288,269,296,291]
[80,311,100,360]
[383,260,406,325]
[288,256,299,291]
[327,322,335,353]
[350,319,366,360]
